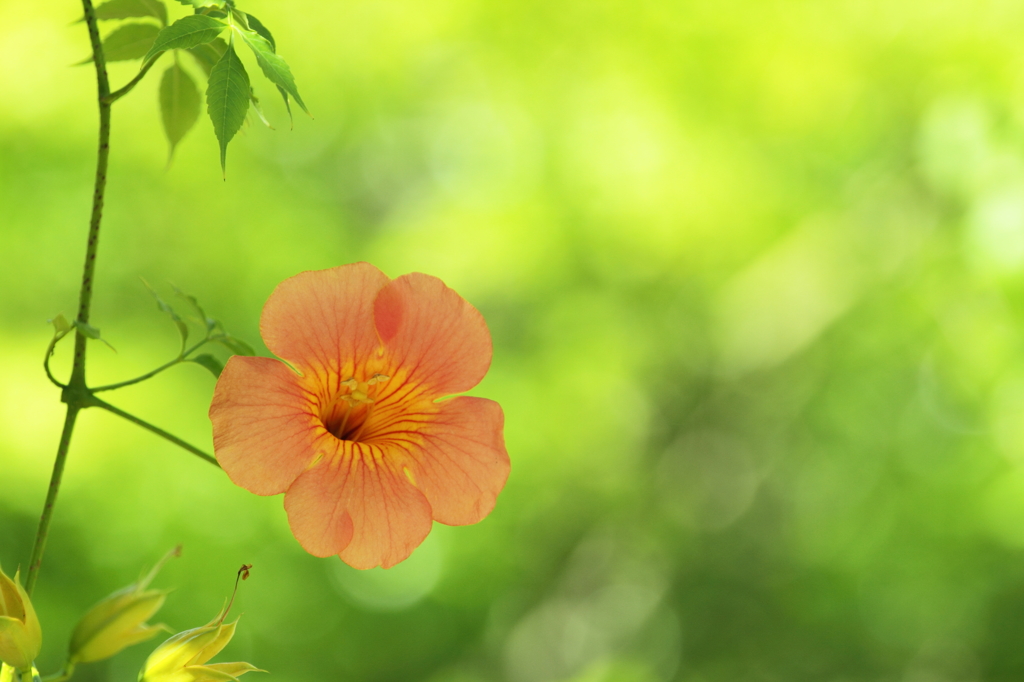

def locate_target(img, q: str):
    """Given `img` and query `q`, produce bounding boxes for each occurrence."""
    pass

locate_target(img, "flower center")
[322,373,389,441]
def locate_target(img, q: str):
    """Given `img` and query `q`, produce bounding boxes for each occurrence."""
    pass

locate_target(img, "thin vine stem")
[104,56,160,104]
[25,0,110,596]
[43,333,69,389]
[41,662,75,682]
[91,337,211,392]
[93,398,220,467]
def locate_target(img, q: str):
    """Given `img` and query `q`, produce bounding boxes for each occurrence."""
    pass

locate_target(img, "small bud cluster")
[0,551,261,682]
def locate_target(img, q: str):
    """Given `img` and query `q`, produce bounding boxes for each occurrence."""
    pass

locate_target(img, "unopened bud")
[0,566,41,672]
[69,546,179,664]
[0,662,40,682]
[140,618,260,682]
[139,565,262,682]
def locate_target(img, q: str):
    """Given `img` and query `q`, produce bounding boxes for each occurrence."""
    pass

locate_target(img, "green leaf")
[233,26,309,116]
[175,0,225,7]
[73,320,116,351]
[229,9,250,30]
[160,63,201,158]
[143,14,226,64]
[276,86,293,128]
[196,7,229,19]
[94,0,167,25]
[240,14,293,126]
[244,13,275,51]
[189,353,223,378]
[142,279,189,356]
[214,334,256,356]
[206,43,250,175]
[101,22,160,62]
[187,36,226,76]
[249,89,273,129]
[171,285,217,331]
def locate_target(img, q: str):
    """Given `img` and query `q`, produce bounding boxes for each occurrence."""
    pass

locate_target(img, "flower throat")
[322,373,390,441]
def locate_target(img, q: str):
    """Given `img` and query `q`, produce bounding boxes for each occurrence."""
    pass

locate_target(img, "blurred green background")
[4,1,1024,680]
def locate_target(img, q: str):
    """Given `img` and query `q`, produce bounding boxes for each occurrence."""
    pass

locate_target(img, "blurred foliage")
[4,0,1024,681]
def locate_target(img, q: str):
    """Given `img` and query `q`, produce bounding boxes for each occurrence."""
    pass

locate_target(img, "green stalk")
[93,398,219,467]
[24,0,110,596]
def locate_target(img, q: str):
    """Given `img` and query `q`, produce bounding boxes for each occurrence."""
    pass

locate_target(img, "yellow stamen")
[326,373,392,441]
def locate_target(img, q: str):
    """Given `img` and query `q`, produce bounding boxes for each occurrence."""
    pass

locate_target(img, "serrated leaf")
[91,0,166,26]
[143,14,226,64]
[170,285,217,331]
[241,14,292,126]
[277,86,293,128]
[234,26,309,116]
[94,0,167,25]
[187,36,226,76]
[214,335,255,356]
[230,9,250,31]
[73,320,116,351]
[249,89,273,128]
[160,63,201,158]
[197,7,229,19]
[100,22,160,62]
[142,279,189,355]
[189,354,223,378]
[244,13,275,51]
[206,43,250,175]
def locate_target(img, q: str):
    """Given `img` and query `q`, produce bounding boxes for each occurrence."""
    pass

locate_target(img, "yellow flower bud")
[0,662,40,682]
[0,566,41,673]
[139,614,261,682]
[69,546,179,664]
[140,566,263,682]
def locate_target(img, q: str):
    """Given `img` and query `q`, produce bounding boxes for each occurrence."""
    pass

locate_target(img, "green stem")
[93,398,220,467]
[25,0,110,596]
[43,333,69,389]
[70,0,111,390]
[41,661,74,682]
[91,337,211,392]
[104,55,160,104]
[25,405,80,596]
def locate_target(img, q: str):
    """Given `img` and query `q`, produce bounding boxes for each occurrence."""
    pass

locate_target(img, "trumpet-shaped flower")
[69,546,179,664]
[210,263,510,568]
[139,610,259,682]
[0,566,41,672]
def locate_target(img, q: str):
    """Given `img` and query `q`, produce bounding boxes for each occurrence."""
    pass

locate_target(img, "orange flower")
[209,263,510,569]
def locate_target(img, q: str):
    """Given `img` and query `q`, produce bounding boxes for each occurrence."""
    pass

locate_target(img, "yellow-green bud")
[0,566,41,673]
[139,613,261,682]
[69,546,179,664]
[69,586,168,664]
[0,662,40,682]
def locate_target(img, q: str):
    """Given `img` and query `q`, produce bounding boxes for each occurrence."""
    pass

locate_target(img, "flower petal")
[184,661,262,682]
[374,273,492,396]
[284,440,433,569]
[376,397,509,526]
[260,263,390,375]
[211,356,320,495]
